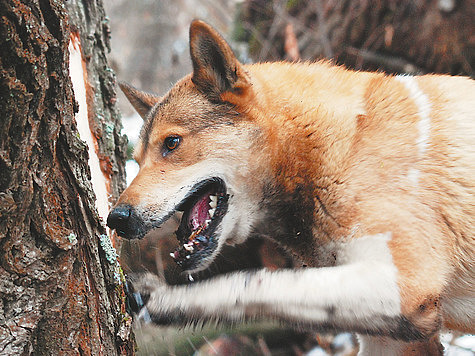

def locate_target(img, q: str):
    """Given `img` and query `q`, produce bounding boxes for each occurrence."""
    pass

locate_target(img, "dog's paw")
[125,273,185,325]
[124,273,163,323]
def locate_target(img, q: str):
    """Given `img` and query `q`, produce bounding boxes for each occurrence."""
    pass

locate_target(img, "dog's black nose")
[107,204,132,237]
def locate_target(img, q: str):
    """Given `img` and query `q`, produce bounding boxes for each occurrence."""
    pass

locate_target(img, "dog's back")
[239,62,475,333]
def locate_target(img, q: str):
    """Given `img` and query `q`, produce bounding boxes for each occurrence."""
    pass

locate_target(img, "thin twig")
[345,46,422,74]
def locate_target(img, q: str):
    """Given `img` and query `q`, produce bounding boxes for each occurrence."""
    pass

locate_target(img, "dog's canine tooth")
[184,243,194,252]
[208,208,215,218]
[209,199,217,209]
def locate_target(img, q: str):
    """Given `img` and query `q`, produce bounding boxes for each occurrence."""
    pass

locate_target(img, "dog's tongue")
[189,192,211,230]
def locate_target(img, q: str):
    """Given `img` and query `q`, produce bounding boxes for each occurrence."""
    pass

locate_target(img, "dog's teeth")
[186,255,190,259]
[170,251,180,259]
[209,195,217,208]
[184,243,194,252]
[208,208,215,218]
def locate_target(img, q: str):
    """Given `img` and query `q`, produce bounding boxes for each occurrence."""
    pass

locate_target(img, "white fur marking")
[407,167,420,185]
[69,37,110,223]
[395,75,432,157]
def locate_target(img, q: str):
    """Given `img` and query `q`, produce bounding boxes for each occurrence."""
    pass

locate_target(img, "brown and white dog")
[107,20,475,355]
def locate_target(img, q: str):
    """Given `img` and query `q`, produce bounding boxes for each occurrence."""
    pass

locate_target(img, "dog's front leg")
[134,236,405,332]
[130,233,444,354]
[134,262,405,334]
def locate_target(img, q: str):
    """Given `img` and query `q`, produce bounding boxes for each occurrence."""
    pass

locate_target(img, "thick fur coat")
[107,20,475,355]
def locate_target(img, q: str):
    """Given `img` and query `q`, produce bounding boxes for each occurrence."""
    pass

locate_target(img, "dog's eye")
[163,136,181,154]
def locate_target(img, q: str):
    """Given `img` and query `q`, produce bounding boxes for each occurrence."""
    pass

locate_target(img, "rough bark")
[0,0,133,354]
[238,0,474,77]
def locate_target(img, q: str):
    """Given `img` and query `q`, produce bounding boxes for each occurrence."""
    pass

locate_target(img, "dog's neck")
[239,62,367,260]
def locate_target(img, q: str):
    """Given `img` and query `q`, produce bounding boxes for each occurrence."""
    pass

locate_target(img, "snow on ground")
[122,113,142,185]
[122,112,142,145]
[441,333,475,355]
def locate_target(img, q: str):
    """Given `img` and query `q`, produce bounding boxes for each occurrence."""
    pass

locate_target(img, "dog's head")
[107,21,268,272]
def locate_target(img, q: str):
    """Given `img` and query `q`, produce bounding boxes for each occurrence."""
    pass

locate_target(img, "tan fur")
[110,20,474,355]
[225,64,475,337]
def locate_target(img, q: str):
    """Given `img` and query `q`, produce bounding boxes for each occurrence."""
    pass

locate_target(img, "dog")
[107,20,474,355]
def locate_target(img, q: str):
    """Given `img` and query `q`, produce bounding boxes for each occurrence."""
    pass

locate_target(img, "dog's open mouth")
[171,178,228,270]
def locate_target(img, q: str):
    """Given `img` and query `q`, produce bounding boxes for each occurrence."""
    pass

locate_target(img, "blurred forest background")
[104,0,474,355]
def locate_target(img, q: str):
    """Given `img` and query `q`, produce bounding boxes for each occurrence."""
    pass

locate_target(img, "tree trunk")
[0,0,133,354]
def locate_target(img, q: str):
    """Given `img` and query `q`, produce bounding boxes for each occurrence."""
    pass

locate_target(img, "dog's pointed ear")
[189,20,250,101]
[118,82,161,120]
